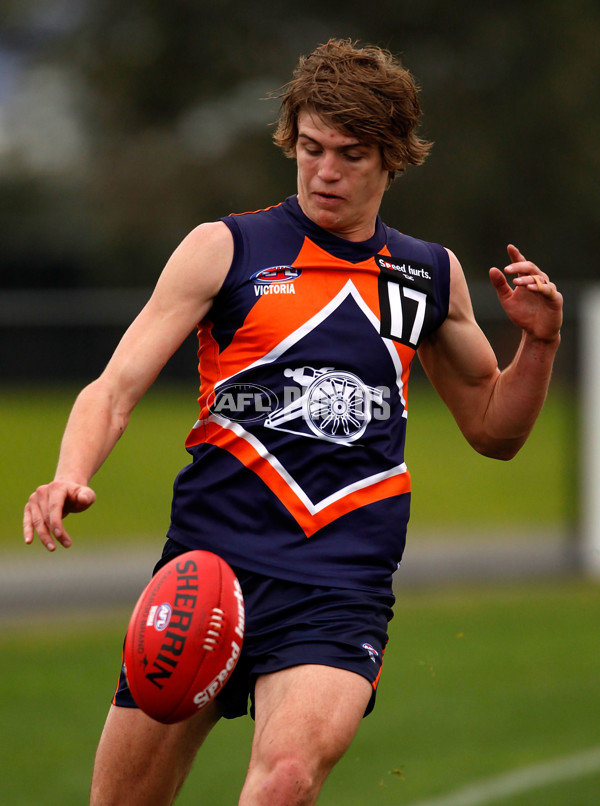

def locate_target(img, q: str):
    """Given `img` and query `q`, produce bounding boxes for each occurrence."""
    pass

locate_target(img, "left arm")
[418,244,563,460]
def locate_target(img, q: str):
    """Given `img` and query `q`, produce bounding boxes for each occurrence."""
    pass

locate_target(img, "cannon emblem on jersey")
[265,366,384,444]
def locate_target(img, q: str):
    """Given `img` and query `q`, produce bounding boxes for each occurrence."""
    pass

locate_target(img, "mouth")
[313,191,344,204]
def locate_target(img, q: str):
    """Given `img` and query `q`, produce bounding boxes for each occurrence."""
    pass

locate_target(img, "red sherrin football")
[124,550,245,724]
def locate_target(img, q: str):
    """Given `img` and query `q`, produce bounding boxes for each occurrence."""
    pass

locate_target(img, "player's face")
[295,109,389,242]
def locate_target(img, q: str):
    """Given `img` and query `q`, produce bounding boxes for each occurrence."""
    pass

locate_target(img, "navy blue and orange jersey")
[167,196,450,592]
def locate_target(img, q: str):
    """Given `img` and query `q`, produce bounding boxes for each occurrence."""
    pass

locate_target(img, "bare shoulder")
[418,247,478,353]
[182,220,234,254]
[165,220,233,294]
[444,247,476,322]
[418,246,497,387]
[152,220,234,313]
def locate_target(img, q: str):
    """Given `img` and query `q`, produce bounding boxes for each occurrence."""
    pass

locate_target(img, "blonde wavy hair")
[273,38,433,185]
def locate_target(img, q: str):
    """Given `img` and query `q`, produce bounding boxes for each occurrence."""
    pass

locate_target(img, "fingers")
[532,274,559,300]
[506,243,526,263]
[502,244,544,283]
[23,482,95,551]
[488,266,511,298]
[24,490,69,552]
[64,486,96,515]
[494,244,559,301]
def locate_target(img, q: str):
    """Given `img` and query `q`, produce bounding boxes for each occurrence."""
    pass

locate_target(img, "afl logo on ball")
[153,603,172,632]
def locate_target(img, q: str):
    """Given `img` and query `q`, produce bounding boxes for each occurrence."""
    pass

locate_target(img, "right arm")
[23,221,234,551]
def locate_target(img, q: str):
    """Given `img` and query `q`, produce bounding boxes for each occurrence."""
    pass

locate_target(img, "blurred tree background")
[1,0,597,294]
[0,3,595,579]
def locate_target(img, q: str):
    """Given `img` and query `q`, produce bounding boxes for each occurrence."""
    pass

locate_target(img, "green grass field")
[1,383,595,804]
[1,580,599,805]
[1,381,574,551]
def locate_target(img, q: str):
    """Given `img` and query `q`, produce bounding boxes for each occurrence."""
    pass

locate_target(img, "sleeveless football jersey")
[167,196,450,592]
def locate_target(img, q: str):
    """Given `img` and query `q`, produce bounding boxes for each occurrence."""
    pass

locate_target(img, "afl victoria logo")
[251,266,302,284]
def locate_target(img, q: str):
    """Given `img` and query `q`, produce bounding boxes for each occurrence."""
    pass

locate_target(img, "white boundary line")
[406,746,600,806]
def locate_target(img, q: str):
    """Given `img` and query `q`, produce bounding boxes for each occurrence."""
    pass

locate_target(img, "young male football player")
[24,39,562,806]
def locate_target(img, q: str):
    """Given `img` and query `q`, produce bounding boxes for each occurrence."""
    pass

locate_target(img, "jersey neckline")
[281,195,388,264]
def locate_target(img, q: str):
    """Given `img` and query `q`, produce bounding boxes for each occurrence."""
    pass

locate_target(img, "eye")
[304,145,323,157]
[298,138,321,157]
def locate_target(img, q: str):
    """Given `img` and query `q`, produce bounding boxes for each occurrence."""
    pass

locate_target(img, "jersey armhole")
[429,241,451,326]
[214,215,244,302]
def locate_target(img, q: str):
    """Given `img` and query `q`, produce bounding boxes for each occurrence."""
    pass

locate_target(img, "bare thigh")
[90,702,221,806]
[239,664,372,806]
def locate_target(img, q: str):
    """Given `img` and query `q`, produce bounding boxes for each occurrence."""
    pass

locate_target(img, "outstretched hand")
[489,245,563,342]
[23,481,96,552]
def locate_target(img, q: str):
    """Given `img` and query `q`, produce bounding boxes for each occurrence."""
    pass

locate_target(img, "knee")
[246,753,327,806]
[272,754,318,802]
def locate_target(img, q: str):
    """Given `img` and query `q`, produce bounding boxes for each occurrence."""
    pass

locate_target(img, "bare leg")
[90,702,221,806]
[239,665,372,806]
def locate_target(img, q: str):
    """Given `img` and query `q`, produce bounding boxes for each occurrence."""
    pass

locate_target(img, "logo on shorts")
[362,642,379,663]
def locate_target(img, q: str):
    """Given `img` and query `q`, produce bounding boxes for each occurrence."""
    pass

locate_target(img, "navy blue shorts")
[113,539,395,719]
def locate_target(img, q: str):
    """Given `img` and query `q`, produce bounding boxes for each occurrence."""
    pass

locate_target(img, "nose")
[317,151,342,182]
